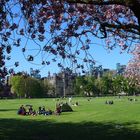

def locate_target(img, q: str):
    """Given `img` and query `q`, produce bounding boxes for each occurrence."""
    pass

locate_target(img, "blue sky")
[3,2,133,78]
[5,37,132,77]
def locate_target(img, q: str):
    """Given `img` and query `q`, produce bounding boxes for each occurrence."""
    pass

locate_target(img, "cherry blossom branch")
[66,0,125,5]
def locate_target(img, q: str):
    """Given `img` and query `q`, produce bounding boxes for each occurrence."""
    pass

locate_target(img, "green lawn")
[0,96,140,140]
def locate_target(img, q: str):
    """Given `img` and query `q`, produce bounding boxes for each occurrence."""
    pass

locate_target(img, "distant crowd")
[17,104,62,116]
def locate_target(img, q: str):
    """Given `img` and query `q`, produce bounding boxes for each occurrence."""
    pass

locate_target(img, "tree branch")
[128,0,140,29]
[102,22,140,35]
[66,0,126,5]
[66,0,140,32]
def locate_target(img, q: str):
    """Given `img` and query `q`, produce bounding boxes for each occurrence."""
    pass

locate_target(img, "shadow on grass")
[0,118,140,140]
[0,109,18,112]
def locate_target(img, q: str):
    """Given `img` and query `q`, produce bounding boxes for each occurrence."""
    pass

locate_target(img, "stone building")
[46,70,76,97]
[116,63,126,75]
[90,65,110,78]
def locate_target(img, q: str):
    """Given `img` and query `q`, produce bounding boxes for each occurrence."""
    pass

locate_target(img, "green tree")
[10,75,43,98]
[10,76,25,98]
[74,76,85,96]
[100,73,113,95]
[84,76,96,96]
[126,77,139,95]
[74,75,96,96]
[25,77,44,98]
[112,75,129,95]
[94,78,104,96]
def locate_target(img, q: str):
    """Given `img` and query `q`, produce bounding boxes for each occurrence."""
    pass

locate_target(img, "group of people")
[17,104,61,116]
[128,98,138,102]
[38,106,53,115]
[105,100,114,105]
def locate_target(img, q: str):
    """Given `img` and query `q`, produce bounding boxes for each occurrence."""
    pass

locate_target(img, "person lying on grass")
[37,106,53,115]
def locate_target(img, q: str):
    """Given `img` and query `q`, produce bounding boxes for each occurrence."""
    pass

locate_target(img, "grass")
[0,96,140,140]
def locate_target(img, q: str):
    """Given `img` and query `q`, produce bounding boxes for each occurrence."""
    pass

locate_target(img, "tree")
[125,44,140,89]
[83,76,96,96]
[74,76,86,95]
[10,75,25,98]
[74,75,95,96]
[100,73,113,95]
[67,0,140,28]
[94,77,105,96]
[0,82,4,98]
[125,77,139,95]
[10,75,44,98]
[112,75,131,95]
[0,0,140,77]
[25,77,44,98]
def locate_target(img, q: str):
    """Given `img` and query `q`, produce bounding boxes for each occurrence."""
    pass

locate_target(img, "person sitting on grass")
[55,104,61,115]
[105,100,114,105]
[37,106,48,115]
[17,105,23,115]
[31,110,37,116]
[17,105,26,115]
[42,106,49,115]
[42,106,46,114]
[28,106,33,115]
[28,106,37,116]
[72,102,79,106]
[38,106,43,115]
